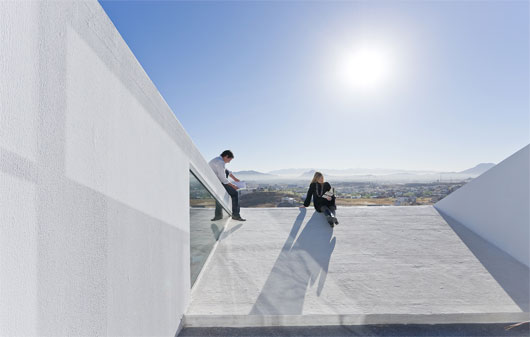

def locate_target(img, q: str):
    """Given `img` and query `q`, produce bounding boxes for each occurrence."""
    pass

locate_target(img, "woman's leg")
[329,205,339,224]
[320,205,335,226]
[320,205,332,217]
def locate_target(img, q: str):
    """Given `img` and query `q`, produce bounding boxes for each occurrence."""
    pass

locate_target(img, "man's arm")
[224,170,239,189]
[229,173,240,182]
[209,159,231,185]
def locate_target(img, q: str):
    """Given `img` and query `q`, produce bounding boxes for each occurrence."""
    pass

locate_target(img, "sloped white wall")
[0,1,229,336]
[435,145,530,267]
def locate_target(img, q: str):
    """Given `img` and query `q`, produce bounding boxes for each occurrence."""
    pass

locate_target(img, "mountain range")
[233,163,496,183]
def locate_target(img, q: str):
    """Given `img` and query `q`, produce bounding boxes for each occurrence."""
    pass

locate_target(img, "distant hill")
[234,170,271,176]
[233,170,277,180]
[271,167,438,177]
[458,163,495,175]
[268,168,312,176]
[299,169,317,178]
[246,163,496,183]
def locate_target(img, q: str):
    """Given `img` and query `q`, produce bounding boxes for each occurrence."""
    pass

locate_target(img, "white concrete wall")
[0,1,230,336]
[435,145,530,268]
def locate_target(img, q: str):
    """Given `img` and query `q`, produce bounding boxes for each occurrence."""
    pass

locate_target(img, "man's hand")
[299,205,306,208]
[230,183,239,190]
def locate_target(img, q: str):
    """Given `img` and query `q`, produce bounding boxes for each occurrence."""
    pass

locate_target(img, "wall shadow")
[436,209,529,312]
[0,147,38,183]
[250,210,336,315]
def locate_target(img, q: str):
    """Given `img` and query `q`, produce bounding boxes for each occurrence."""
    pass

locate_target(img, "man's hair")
[220,150,234,159]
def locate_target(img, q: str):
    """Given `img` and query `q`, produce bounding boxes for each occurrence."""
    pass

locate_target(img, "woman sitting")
[300,172,339,227]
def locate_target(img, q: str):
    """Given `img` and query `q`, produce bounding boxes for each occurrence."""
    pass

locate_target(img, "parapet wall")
[0,1,229,335]
[435,145,530,267]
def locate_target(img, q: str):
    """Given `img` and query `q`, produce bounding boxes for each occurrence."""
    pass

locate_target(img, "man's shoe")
[327,217,335,227]
[211,216,223,221]
[333,217,339,225]
[232,215,246,221]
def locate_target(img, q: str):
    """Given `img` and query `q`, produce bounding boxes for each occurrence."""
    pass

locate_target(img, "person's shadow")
[250,209,336,315]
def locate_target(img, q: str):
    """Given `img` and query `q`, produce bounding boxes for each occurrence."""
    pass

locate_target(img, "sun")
[336,46,392,92]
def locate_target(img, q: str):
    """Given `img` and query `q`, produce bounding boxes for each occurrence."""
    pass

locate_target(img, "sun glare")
[336,46,393,92]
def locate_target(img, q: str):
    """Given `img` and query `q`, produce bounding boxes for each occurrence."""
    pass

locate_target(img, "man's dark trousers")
[215,184,240,218]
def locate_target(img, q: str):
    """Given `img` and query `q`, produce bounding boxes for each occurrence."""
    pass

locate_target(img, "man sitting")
[208,150,246,221]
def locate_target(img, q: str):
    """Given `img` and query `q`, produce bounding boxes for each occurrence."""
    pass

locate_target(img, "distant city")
[238,181,467,207]
[191,163,495,208]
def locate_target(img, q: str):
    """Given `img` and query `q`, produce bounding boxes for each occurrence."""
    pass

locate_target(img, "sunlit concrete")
[185,206,529,327]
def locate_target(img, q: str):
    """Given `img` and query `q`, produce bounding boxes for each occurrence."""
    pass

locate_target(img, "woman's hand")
[325,196,332,201]
[299,205,306,208]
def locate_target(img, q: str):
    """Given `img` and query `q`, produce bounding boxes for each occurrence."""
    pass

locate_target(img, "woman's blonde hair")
[311,171,324,184]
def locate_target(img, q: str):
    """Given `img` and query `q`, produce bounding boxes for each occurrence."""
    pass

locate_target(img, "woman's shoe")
[327,217,335,227]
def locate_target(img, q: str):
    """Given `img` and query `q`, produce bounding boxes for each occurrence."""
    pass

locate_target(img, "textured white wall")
[435,145,530,267]
[0,1,229,336]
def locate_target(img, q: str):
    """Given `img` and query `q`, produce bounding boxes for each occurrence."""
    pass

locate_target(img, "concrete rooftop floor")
[185,206,529,327]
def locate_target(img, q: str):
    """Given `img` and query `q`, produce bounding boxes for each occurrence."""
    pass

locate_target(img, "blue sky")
[99,0,528,172]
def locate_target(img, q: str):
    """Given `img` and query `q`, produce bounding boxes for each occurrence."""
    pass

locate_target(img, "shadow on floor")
[219,223,243,240]
[250,209,336,315]
[436,209,530,312]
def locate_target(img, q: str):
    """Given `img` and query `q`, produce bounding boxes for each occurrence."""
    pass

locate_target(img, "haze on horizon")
[100,1,529,173]
[254,162,496,175]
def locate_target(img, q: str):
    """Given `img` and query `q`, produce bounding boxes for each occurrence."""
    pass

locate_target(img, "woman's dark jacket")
[303,182,336,211]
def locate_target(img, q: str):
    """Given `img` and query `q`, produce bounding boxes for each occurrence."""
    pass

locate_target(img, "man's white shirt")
[208,156,231,185]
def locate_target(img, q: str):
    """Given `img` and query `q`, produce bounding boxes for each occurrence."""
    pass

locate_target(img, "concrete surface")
[191,208,230,286]
[179,323,530,337]
[436,145,530,267]
[185,207,529,327]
